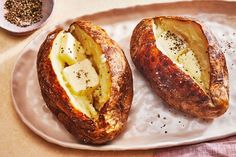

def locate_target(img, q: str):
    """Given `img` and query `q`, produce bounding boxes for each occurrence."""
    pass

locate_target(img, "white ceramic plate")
[11,1,236,150]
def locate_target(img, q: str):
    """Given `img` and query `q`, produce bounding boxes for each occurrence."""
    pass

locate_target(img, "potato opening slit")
[49,25,111,119]
[153,18,210,93]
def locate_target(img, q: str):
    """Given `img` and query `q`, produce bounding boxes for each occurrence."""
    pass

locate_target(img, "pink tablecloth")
[155,136,236,157]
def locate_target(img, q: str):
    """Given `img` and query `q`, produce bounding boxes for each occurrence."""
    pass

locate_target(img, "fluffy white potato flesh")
[62,59,99,94]
[58,32,86,65]
[49,31,100,118]
[153,19,210,92]
[70,26,111,111]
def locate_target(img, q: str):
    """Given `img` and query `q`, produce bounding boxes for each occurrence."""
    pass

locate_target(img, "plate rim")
[10,0,236,151]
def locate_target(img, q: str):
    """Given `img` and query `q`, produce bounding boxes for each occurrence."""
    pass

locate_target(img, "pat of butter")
[62,59,99,94]
[58,33,86,65]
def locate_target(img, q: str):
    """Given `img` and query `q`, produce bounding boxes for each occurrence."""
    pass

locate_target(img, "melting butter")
[58,32,86,65]
[62,59,99,94]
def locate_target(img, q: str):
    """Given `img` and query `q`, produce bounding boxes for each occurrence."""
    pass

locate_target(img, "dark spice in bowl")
[4,0,43,27]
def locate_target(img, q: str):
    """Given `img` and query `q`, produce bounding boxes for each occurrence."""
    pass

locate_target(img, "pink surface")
[155,136,236,157]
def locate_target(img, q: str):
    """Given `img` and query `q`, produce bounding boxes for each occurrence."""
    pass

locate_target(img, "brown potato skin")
[37,21,133,144]
[130,16,228,119]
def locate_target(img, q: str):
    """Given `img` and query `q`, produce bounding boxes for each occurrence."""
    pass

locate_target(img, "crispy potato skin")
[37,21,133,144]
[130,16,228,119]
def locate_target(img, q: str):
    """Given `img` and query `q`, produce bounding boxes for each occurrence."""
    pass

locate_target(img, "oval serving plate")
[11,1,236,150]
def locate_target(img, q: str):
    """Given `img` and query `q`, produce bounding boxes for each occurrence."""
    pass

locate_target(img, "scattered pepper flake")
[161,124,166,128]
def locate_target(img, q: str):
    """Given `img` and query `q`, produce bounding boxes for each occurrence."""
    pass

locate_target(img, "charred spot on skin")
[140,66,145,73]
[98,114,105,122]
[189,91,196,97]
[100,102,109,114]
[116,102,124,111]
[197,95,209,103]
[151,56,155,62]
[145,50,150,58]
[162,61,169,67]
[156,66,161,72]
[171,73,177,78]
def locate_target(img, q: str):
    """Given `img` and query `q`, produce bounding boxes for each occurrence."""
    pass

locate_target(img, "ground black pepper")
[160,124,166,128]
[4,0,43,27]
[164,30,184,51]
[76,71,82,79]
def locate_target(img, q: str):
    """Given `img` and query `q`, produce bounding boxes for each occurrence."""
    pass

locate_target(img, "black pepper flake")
[161,124,166,128]
[86,79,90,84]
[163,117,166,120]
[227,43,232,49]
[178,121,181,123]
[4,0,43,27]
[164,131,168,134]
[76,71,81,79]
[164,30,185,52]
[157,114,160,118]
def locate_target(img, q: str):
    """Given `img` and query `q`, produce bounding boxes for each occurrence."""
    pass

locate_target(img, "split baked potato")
[37,20,133,144]
[130,16,229,119]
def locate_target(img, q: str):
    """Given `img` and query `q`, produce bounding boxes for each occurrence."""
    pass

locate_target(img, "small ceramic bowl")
[0,0,54,36]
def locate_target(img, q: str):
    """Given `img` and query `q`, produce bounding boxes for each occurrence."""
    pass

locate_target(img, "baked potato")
[37,20,133,144]
[130,16,229,119]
